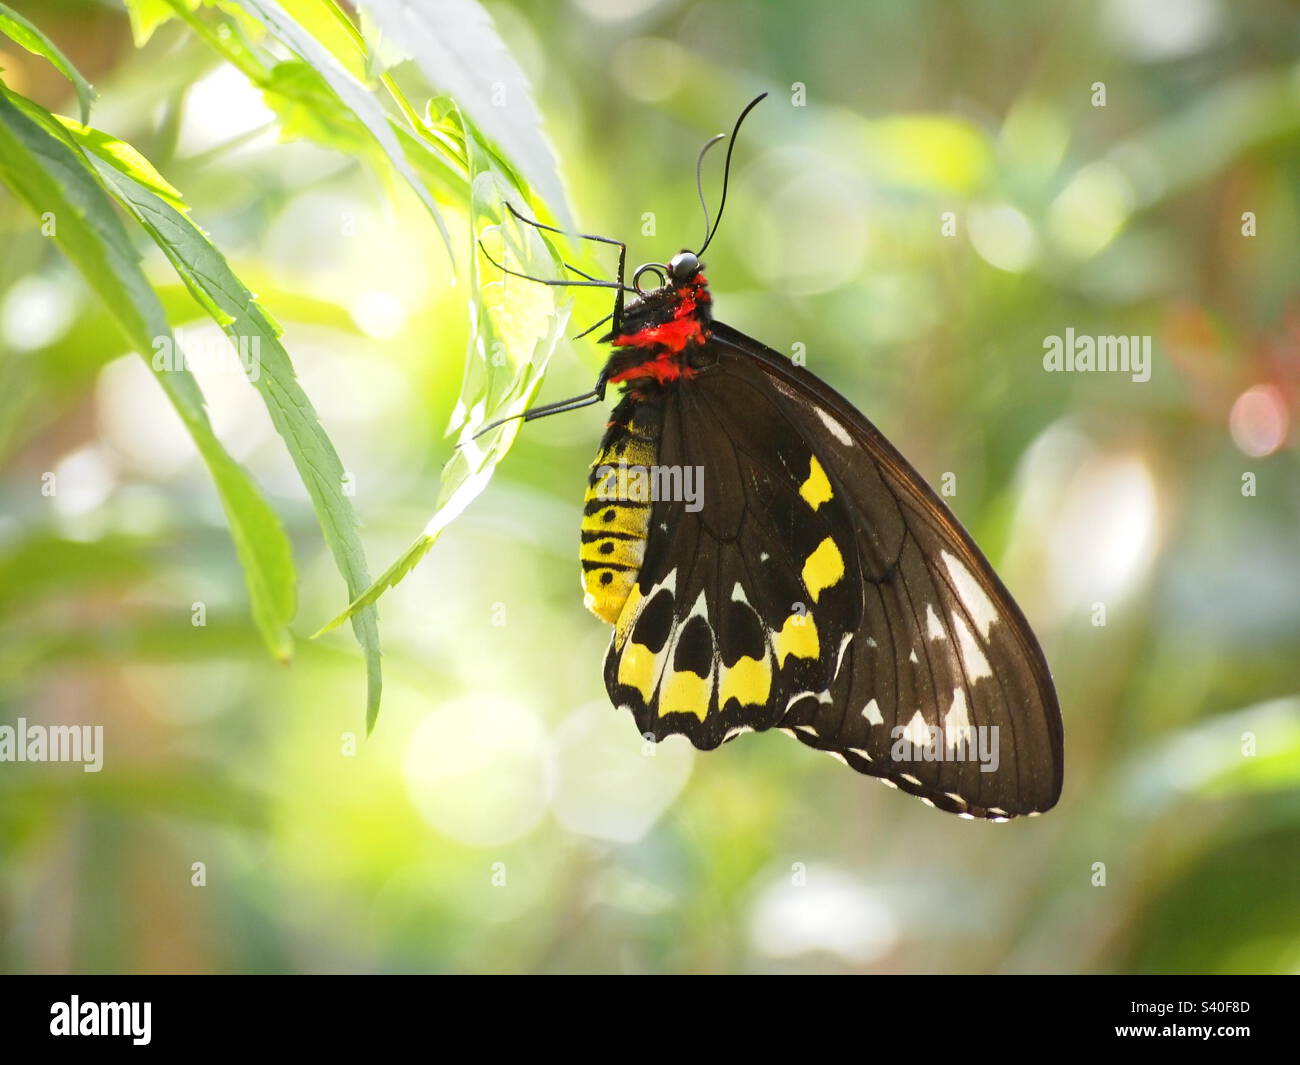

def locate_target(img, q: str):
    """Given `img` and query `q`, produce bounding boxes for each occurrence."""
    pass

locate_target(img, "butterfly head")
[668,250,701,282]
[600,251,712,355]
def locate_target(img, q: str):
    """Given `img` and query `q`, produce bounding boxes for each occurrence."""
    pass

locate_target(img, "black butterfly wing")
[602,373,861,750]
[603,323,1064,819]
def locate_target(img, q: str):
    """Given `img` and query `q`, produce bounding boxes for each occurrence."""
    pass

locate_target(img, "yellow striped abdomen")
[581,415,657,624]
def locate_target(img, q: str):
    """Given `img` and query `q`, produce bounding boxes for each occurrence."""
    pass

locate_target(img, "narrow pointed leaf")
[0,1,97,122]
[63,117,384,727]
[315,111,571,682]
[0,85,295,659]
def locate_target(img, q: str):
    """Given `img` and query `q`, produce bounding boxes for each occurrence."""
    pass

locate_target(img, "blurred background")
[1,0,1298,974]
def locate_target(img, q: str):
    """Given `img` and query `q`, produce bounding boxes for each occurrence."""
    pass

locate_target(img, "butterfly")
[480,95,1063,820]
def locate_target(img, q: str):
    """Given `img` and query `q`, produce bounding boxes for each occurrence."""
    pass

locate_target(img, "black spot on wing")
[673,615,714,676]
[632,589,675,652]
[717,597,765,666]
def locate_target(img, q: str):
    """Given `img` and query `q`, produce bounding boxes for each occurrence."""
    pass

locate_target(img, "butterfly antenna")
[696,92,768,257]
[694,134,726,250]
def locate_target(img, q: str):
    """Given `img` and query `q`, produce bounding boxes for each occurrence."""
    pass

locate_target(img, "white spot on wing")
[825,750,848,765]
[925,603,946,641]
[944,688,971,751]
[770,378,801,402]
[836,632,853,673]
[795,724,818,737]
[685,590,708,620]
[862,698,884,725]
[787,691,832,713]
[941,550,998,637]
[908,649,919,664]
[950,611,992,681]
[903,710,929,746]
[900,772,922,786]
[815,407,853,445]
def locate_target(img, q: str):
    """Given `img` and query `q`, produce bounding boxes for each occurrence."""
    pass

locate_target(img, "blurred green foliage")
[0,0,1298,974]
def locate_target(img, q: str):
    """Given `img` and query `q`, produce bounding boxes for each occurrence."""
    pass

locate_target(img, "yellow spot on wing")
[801,537,844,602]
[774,613,819,666]
[799,456,834,510]
[617,641,659,700]
[660,669,711,721]
[719,655,771,708]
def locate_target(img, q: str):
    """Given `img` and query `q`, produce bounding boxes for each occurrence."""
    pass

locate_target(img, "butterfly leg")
[485,204,632,337]
[503,202,623,251]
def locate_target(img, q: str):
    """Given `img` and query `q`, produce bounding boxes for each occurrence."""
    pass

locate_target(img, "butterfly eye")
[668,251,700,281]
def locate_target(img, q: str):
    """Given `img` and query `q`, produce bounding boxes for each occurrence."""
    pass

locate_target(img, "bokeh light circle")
[1229,384,1288,458]
[403,696,550,846]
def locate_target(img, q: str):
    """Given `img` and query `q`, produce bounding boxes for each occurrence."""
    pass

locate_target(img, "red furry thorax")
[607,276,710,384]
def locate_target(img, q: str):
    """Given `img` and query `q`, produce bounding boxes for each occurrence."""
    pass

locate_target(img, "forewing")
[710,322,1064,818]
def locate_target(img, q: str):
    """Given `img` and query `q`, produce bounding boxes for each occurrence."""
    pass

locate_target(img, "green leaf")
[355,2,408,80]
[315,109,571,682]
[261,58,368,148]
[313,534,435,640]
[261,60,466,201]
[277,0,369,80]
[68,119,384,727]
[0,84,296,660]
[54,115,186,210]
[448,111,571,436]
[357,0,572,229]
[122,0,193,47]
[227,0,455,258]
[0,0,97,123]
